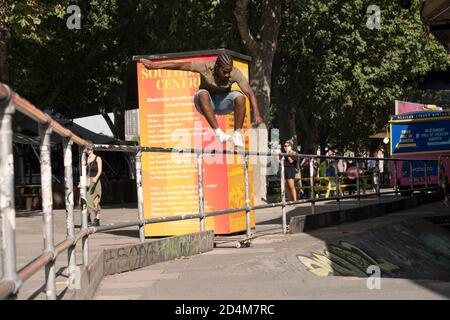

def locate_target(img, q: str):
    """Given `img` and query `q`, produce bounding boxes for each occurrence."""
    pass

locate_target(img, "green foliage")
[7,0,241,118]
[131,135,140,144]
[5,0,449,152]
[1,0,66,43]
[273,0,450,153]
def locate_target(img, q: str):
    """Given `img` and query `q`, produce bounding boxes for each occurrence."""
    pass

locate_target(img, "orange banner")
[137,53,254,236]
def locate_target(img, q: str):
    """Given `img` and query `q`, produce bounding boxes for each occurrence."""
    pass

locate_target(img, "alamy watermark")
[366,265,381,290]
[64,5,380,31]
[166,124,281,176]
[366,5,381,30]
[66,5,81,30]
[67,265,81,290]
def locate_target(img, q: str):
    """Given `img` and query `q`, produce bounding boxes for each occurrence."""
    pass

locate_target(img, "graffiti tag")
[297,241,400,277]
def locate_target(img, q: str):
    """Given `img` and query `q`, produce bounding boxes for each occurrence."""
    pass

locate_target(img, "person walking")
[86,144,103,226]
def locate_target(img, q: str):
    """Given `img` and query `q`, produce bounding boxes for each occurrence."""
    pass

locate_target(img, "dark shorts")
[193,89,245,115]
[284,167,296,180]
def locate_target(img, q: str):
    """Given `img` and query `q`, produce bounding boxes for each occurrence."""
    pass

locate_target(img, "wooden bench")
[16,185,41,211]
[273,175,377,199]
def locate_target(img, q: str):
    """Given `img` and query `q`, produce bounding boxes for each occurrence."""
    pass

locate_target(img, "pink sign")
[395,100,426,115]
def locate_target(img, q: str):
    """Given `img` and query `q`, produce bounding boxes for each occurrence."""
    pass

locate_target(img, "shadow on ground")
[101,203,138,209]
[294,211,450,298]
[101,229,140,238]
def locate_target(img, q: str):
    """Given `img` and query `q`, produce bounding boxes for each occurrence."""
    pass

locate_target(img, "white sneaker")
[231,130,244,148]
[214,128,231,144]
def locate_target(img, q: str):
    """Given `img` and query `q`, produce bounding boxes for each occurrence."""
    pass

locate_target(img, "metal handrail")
[94,143,436,162]
[0,84,88,146]
[0,82,443,300]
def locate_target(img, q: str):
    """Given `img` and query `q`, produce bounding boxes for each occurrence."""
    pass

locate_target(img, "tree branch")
[234,0,260,57]
[260,0,282,58]
[0,30,10,83]
[99,104,119,138]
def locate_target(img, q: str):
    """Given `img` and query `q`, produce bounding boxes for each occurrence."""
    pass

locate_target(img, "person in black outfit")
[86,143,103,226]
[280,140,298,201]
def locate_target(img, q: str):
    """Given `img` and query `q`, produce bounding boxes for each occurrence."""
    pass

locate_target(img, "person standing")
[280,140,298,202]
[300,155,318,199]
[367,151,380,193]
[86,144,103,226]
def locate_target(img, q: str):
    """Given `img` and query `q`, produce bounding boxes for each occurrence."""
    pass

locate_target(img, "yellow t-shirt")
[190,61,248,94]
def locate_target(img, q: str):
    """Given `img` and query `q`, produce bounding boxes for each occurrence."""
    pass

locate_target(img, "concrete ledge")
[66,230,214,299]
[103,231,214,275]
[65,250,105,300]
[289,193,443,234]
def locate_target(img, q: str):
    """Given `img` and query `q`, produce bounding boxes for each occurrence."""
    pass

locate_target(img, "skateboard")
[214,233,257,248]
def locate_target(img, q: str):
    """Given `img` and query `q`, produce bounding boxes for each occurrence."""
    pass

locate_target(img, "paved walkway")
[0,191,444,300]
[93,200,450,300]
[2,204,146,300]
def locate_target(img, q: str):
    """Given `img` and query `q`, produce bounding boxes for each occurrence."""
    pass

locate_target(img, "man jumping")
[138,53,264,147]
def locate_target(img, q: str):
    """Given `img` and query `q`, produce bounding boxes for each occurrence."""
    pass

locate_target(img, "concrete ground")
[93,200,450,300]
[1,191,448,300]
[2,203,147,300]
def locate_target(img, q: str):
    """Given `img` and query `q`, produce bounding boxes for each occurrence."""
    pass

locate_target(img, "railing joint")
[3,276,23,296]
[48,248,59,262]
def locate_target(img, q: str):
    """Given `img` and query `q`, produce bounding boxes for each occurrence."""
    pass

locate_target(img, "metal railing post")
[377,168,382,204]
[310,157,316,214]
[393,159,399,199]
[80,149,89,266]
[356,160,361,207]
[0,86,21,298]
[280,155,286,234]
[438,158,442,196]
[377,159,381,204]
[39,123,56,300]
[409,160,414,197]
[63,138,77,288]
[197,151,205,232]
[335,159,341,211]
[424,160,428,191]
[244,152,252,237]
[135,151,145,242]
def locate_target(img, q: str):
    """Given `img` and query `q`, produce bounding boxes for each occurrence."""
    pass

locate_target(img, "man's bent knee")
[234,95,246,107]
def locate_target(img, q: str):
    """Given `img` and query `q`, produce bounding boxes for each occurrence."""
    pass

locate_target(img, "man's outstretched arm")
[238,81,264,126]
[137,58,192,71]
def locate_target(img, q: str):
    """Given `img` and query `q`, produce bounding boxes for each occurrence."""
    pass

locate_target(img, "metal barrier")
[0,82,442,300]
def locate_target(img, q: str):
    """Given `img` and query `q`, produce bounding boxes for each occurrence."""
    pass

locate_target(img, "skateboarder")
[138,53,264,147]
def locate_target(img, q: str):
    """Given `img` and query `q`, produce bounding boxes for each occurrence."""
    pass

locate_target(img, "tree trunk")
[234,0,282,119]
[287,106,297,145]
[0,30,10,84]
[234,0,281,204]
[277,105,297,145]
[115,79,128,141]
[100,80,128,141]
[113,107,125,141]
[296,106,317,154]
[272,86,297,146]
[100,105,119,137]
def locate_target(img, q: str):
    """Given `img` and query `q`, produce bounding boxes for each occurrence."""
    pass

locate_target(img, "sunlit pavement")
[93,200,450,300]
[2,193,448,299]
